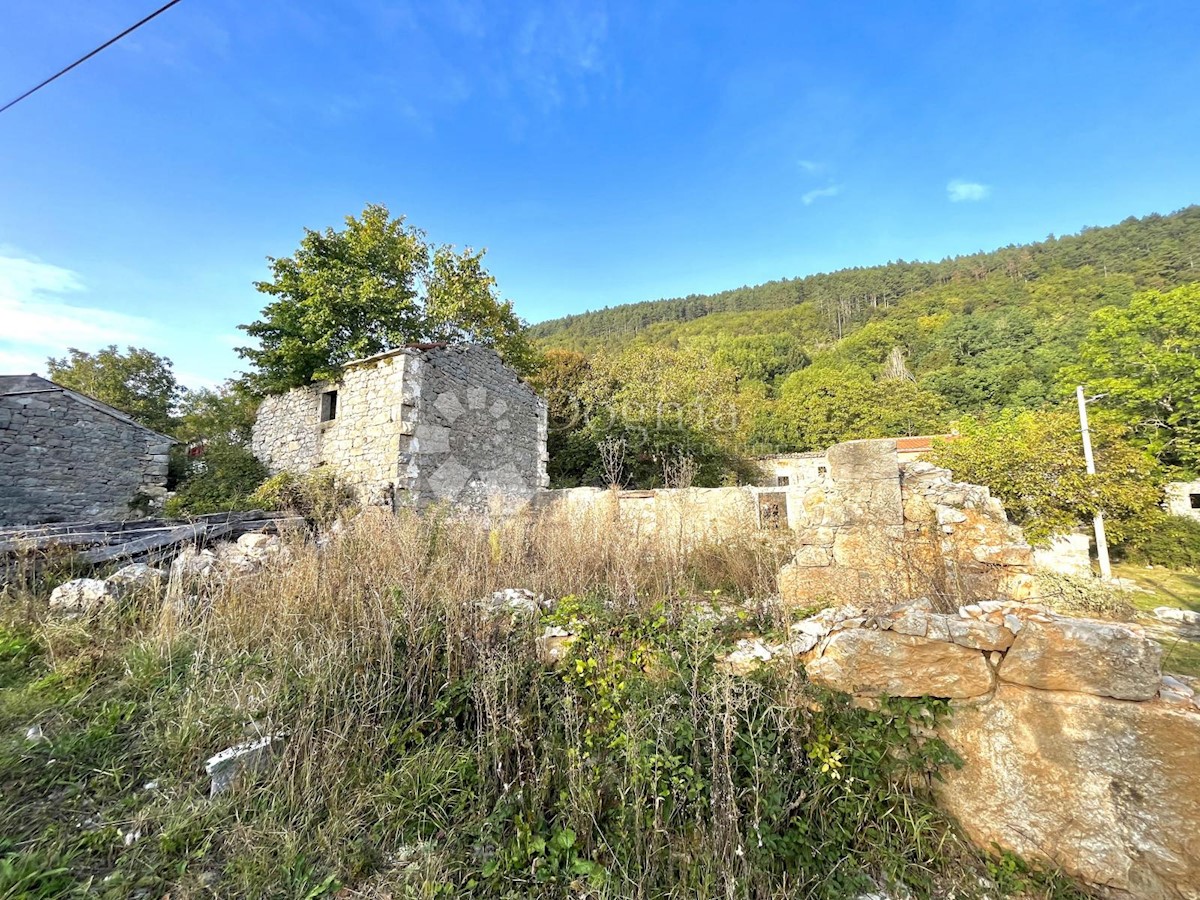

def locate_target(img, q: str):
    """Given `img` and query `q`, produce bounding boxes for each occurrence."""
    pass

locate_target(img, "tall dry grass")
[0,502,1055,899]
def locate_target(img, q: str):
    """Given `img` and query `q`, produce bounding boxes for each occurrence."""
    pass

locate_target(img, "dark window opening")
[758,492,788,530]
[320,390,338,422]
[776,475,790,487]
[817,465,828,477]
[1191,493,1200,510]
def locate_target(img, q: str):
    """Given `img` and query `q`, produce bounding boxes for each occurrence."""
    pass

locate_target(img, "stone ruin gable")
[0,375,172,525]
[777,438,1036,606]
[793,599,1199,900]
[398,344,548,512]
[251,345,548,512]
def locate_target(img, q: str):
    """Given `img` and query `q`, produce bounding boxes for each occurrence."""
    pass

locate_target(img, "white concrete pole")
[1076,385,1113,580]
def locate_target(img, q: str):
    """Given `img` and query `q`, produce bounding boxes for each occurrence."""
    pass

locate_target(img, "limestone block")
[106,564,165,595]
[825,438,899,483]
[971,543,1035,566]
[805,629,994,698]
[947,617,1015,651]
[936,682,1200,899]
[792,544,832,567]
[998,617,1162,700]
[49,578,117,616]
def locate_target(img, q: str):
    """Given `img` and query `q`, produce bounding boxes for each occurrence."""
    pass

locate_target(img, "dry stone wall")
[252,345,547,512]
[779,439,1037,605]
[541,439,1041,605]
[793,599,1199,900]
[0,388,171,525]
[398,344,548,511]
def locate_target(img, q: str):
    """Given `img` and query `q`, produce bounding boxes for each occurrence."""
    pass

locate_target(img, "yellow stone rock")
[937,682,1200,899]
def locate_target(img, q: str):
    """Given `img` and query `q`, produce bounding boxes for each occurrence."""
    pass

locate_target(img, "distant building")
[1165,481,1200,524]
[753,435,955,488]
[0,374,174,526]
[894,434,956,462]
[251,343,548,512]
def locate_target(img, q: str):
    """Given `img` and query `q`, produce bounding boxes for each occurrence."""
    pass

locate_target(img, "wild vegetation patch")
[0,510,1087,899]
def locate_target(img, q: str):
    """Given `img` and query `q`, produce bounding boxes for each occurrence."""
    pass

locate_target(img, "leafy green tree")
[174,382,260,446]
[565,347,756,487]
[238,204,534,394]
[46,345,180,434]
[164,439,268,516]
[755,365,947,452]
[927,409,1161,544]
[1067,283,1200,472]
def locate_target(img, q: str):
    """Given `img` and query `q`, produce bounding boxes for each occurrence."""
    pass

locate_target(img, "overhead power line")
[0,0,185,116]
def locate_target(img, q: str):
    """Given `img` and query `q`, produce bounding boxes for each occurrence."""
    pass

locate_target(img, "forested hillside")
[528,207,1200,491]
[532,208,1200,352]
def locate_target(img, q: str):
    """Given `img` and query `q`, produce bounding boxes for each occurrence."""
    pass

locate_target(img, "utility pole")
[1076,385,1112,580]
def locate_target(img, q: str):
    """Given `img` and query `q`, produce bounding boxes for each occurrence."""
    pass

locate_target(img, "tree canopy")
[238,204,535,394]
[1068,283,1200,473]
[927,409,1161,544]
[46,345,180,434]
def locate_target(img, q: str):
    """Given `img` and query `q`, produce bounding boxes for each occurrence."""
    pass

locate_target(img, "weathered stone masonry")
[0,375,173,526]
[252,344,549,511]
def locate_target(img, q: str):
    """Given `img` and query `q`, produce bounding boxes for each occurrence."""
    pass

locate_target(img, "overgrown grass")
[0,506,1086,899]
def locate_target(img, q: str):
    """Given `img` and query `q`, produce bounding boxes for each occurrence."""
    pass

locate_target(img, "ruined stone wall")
[778,439,1036,606]
[0,392,171,525]
[535,486,758,545]
[251,345,548,512]
[541,439,1040,605]
[399,345,548,511]
[251,384,323,475]
[793,599,1199,900]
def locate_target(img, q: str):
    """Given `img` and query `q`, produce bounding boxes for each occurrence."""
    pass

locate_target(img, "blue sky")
[2,0,1198,388]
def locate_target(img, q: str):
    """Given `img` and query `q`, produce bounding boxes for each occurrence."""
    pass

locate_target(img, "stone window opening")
[320,390,338,423]
[776,475,790,487]
[1191,493,1200,509]
[817,465,828,477]
[758,492,788,530]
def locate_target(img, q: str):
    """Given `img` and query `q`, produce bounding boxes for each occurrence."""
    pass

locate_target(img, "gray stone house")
[251,343,548,511]
[0,374,174,526]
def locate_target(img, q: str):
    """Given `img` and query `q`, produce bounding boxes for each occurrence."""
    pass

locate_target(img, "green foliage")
[1068,282,1200,471]
[532,207,1200,354]
[173,381,260,446]
[237,203,535,394]
[163,438,268,516]
[529,206,1200,475]
[928,408,1162,544]
[46,345,180,434]
[752,364,947,452]
[1036,572,1135,620]
[248,470,356,526]
[1117,512,1200,570]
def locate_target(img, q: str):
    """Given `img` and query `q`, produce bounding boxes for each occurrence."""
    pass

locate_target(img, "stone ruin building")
[0,374,174,526]
[252,343,549,512]
[539,438,1090,605]
[1165,479,1200,524]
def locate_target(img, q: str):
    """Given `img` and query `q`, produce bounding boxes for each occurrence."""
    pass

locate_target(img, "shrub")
[248,469,356,527]
[1037,571,1135,620]
[163,439,267,516]
[1116,512,1200,570]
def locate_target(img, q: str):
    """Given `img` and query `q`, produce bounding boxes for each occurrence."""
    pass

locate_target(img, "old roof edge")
[0,374,178,443]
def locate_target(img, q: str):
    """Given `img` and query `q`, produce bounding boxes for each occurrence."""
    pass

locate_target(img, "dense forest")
[527,207,1200,499]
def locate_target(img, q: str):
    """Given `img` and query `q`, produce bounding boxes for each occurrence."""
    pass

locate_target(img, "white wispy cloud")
[802,184,842,205]
[797,159,824,174]
[947,179,991,202]
[0,253,159,375]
